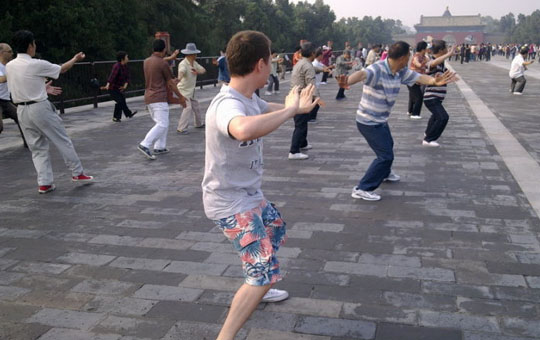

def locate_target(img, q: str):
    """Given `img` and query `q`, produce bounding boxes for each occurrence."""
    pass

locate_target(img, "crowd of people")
[2,27,539,339]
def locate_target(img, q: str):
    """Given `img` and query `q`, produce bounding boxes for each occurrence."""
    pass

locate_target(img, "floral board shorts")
[214,200,287,286]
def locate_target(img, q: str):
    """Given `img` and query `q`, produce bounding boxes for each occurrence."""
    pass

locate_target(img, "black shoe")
[128,111,138,118]
[153,148,170,155]
[112,118,121,122]
[195,124,205,129]
[137,144,156,160]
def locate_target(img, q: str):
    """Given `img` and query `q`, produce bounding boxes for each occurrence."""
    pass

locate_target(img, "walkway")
[1,67,539,340]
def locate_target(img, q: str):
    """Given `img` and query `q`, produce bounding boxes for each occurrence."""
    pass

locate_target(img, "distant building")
[414,7,485,45]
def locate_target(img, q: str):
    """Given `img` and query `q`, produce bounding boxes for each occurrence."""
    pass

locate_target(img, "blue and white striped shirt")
[356,60,420,125]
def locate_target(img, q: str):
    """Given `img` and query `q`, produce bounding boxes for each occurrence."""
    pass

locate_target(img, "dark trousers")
[322,71,329,82]
[109,89,132,119]
[0,99,28,147]
[309,103,320,121]
[267,74,279,92]
[356,122,393,191]
[510,76,526,93]
[336,87,346,99]
[407,84,424,116]
[424,99,449,142]
[290,109,314,153]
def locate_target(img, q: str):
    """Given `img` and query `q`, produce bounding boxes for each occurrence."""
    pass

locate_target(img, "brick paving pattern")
[1,63,539,339]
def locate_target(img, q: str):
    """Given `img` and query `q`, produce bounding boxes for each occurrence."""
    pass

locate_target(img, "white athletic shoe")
[512,92,523,95]
[422,140,440,147]
[265,91,273,95]
[262,289,289,303]
[288,152,309,160]
[351,187,381,201]
[410,115,422,120]
[384,171,401,182]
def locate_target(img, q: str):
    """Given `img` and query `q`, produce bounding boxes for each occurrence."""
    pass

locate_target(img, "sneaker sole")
[351,193,381,201]
[137,147,156,160]
[72,178,94,183]
[261,293,289,303]
[38,186,56,194]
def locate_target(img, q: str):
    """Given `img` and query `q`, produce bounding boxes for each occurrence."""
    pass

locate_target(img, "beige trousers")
[177,97,203,131]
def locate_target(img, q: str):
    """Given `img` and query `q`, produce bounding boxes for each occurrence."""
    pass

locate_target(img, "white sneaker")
[384,171,401,182]
[288,152,309,160]
[320,81,327,85]
[422,140,440,147]
[351,187,381,201]
[513,92,523,95]
[265,91,273,95]
[261,289,289,303]
[410,115,422,120]
[300,144,313,150]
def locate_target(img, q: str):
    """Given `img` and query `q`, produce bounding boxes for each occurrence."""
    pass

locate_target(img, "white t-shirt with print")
[202,85,269,220]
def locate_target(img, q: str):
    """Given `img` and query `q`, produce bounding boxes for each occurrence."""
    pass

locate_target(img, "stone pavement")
[1,66,540,340]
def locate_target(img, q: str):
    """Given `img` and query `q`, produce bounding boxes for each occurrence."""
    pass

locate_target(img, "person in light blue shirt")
[338,41,458,201]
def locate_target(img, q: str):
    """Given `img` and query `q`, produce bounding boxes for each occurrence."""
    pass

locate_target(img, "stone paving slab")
[1,70,540,339]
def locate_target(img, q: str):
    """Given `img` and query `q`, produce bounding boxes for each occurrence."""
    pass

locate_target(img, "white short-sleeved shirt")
[509,54,525,79]
[0,63,10,100]
[202,85,269,220]
[6,53,61,103]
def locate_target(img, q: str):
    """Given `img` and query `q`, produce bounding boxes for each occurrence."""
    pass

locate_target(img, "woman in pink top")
[407,41,428,119]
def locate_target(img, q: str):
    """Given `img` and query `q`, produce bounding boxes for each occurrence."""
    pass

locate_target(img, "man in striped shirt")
[338,41,457,201]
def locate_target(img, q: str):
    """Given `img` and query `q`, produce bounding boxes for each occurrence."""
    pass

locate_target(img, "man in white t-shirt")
[509,47,534,95]
[6,30,93,194]
[202,30,319,340]
[0,43,27,147]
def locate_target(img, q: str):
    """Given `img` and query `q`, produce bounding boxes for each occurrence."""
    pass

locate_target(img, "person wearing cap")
[6,30,94,194]
[176,43,206,134]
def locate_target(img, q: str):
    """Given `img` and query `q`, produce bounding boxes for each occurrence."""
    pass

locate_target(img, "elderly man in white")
[6,30,93,194]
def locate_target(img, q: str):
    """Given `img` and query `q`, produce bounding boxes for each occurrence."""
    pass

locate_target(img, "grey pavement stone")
[0,271,25,284]
[15,274,77,291]
[457,296,537,319]
[383,291,457,312]
[245,310,298,332]
[501,317,540,338]
[285,270,350,287]
[71,279,136,295]
[179,274,243,291]
[294,316,376,339]
[26,308,105,331]
[358,254,421,267]
[133,284,202,302]
[18,290,95,309]
[463,331,537,340]
[138,238,194,250]
[84,296,157,316]
[38,328,122,340]
[161,320,248,340]
[11,261,71,274]
[291,222,344,233]
[516,253,540,264]
[387,266,455,282]
[375,323,463,340]
[0,286,31,301]
[421,281,493,299]
[342,303,417,325]
[0,322,51,340]
[0,247,15,257]
[57,252,116,266]
[163,261,227,275]
[264,297,342,318]
[88,235,144,247]
[419,310,500,333]
[109,257,170,271]
[145,300,227,323]
[324,261,387,277]
[0,228,47,239]
[93,315,174,338]
[526,276,540,288]
[176,231,226,242]
[247,329,331,340]
[203,252,242,265]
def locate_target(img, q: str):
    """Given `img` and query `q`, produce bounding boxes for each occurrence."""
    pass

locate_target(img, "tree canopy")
[0,0,404,62]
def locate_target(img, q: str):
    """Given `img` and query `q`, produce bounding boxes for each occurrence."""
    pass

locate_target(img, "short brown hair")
[226,30,271,77]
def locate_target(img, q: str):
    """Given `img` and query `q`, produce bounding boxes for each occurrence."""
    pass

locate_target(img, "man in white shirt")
[6,30,93,194]
[509,47,534,95]
[0,43,27,147]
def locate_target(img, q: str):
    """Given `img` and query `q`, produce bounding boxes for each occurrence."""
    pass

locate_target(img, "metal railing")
[50,51,338,113]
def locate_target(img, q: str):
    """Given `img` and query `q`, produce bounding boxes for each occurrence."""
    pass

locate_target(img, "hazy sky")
[292,0,539,28]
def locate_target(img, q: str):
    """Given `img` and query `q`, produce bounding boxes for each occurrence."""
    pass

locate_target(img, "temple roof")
[415,14,484,28]
[443,6,452,17]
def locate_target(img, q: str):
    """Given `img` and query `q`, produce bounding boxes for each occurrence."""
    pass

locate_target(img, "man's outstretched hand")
[434,70,459,86]
[285,84,320,114]
[45,81,62,96]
